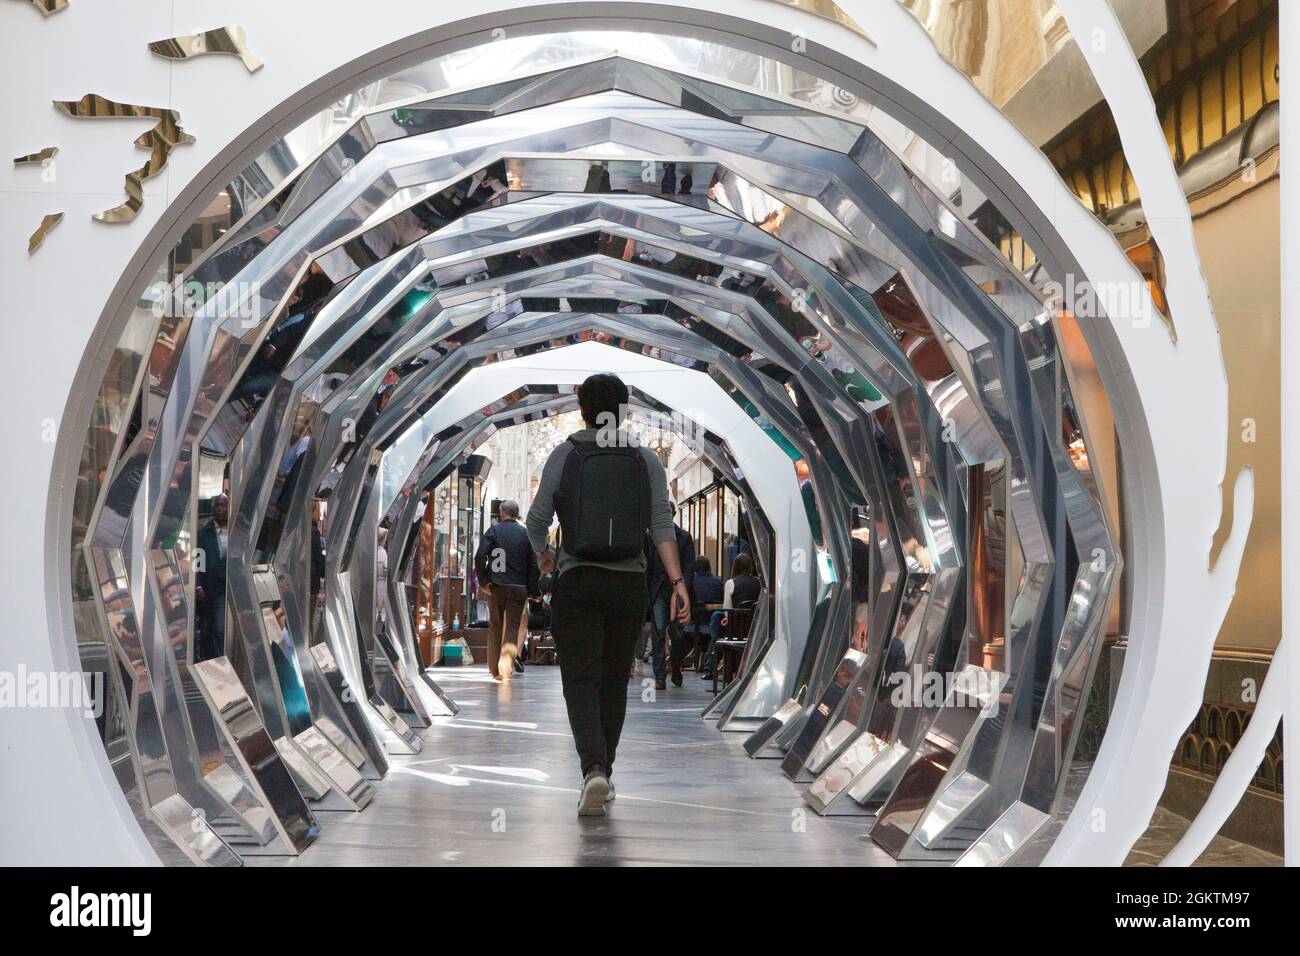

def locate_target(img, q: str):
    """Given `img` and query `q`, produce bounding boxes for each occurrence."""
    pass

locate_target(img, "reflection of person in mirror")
[376,526,389,626]
[195,493,229,663]
[310,504,327,633]
[851,534,871,652]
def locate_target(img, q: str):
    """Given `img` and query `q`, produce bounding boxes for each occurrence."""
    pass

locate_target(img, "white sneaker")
[632,660,644,678]
[577,770,609,816]
[606,780,616,803]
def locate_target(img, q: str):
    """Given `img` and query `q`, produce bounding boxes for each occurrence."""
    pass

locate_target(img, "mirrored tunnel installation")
[66,24,1127,868]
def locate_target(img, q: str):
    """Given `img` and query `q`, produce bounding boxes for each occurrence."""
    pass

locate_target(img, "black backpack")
[554,437,651,561]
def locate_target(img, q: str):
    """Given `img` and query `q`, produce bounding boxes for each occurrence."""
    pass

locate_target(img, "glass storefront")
[677,479,749,580]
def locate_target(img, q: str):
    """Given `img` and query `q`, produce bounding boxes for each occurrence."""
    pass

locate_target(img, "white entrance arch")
[0,0,1247,864]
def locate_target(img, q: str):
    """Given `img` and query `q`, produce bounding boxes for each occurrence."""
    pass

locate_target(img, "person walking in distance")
[527,373,690,816]
[644,502,695,690]
[194,493,230,662]
[474,500,540,681]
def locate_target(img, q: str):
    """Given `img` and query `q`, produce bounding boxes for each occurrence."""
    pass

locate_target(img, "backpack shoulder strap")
[633,444,651,522]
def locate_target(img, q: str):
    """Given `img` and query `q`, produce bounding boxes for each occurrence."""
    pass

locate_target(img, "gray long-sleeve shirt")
[526,428,674,577]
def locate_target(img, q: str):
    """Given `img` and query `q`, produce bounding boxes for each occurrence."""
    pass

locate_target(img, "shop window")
[1223,49,1243,133]
[1156,48,1174,89]
[1200,65,1224,147]
[1106,151,1126,208]
[1089,162,1107,211]
[1262,19,1279,103]
[1071,169,1093,210]
[1218,1,1241,43]
[1161,104,1177,158]
[1178,85,1200,164]
[1241,33,1264,117]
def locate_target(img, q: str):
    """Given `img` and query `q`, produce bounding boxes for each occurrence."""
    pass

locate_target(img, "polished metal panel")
[16,0,67,14]
[261,270,451,738]
[191,657,320,854]
[779,647,867,779]
[869,664,1009,858]
[27,212,62,253]
[256,83,993,754]
[384,398,767,719]
[148,25,263,72]
[308,642,391,775]
[954,801,1051,867]
[91,526,278,850]
[67,29,1124,866]
[766,0,874,44]
[743,698,805,756]
[291,254,832,723]
[149,793,242,867]
[221,255,434,770]
[358,308,820,680]
[273,737,332,801]
[915,771,988,850]
[348,473,431,726]
[52,95,195,222]
[804,729,892,812]
[13,145,57,165]
[294,726,375,810]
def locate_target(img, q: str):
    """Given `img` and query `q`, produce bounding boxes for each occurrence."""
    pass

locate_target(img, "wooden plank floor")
[251,663,899,866]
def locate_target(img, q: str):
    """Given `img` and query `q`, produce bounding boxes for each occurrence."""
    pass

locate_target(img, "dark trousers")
[702,609,727,672]
[550,566,648,778]
[195,596,225,663]
[486,584,528,677]
[649,581,685,680]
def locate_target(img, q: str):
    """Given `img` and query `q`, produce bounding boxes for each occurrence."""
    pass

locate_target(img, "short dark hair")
[693,556,712,574]
[731,553,755,578]
[577,373,628,428]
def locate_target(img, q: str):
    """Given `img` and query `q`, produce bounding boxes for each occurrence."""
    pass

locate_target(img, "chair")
[526,632,556,665]
[524,598,556,665]
[684,604,718,670]
[712,605,755,694]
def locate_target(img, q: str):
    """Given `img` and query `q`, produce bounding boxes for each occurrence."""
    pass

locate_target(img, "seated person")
[701,553,761,679]
[690,555,724,611]
[685,556,724,667]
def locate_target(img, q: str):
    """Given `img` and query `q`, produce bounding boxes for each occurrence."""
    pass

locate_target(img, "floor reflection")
[244,664,898,866]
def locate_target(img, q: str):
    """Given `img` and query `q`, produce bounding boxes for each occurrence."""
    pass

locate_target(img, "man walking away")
[474,500,540,681]
[645,502,695,689]
[527,373,690,816]
[195,493,230,662]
